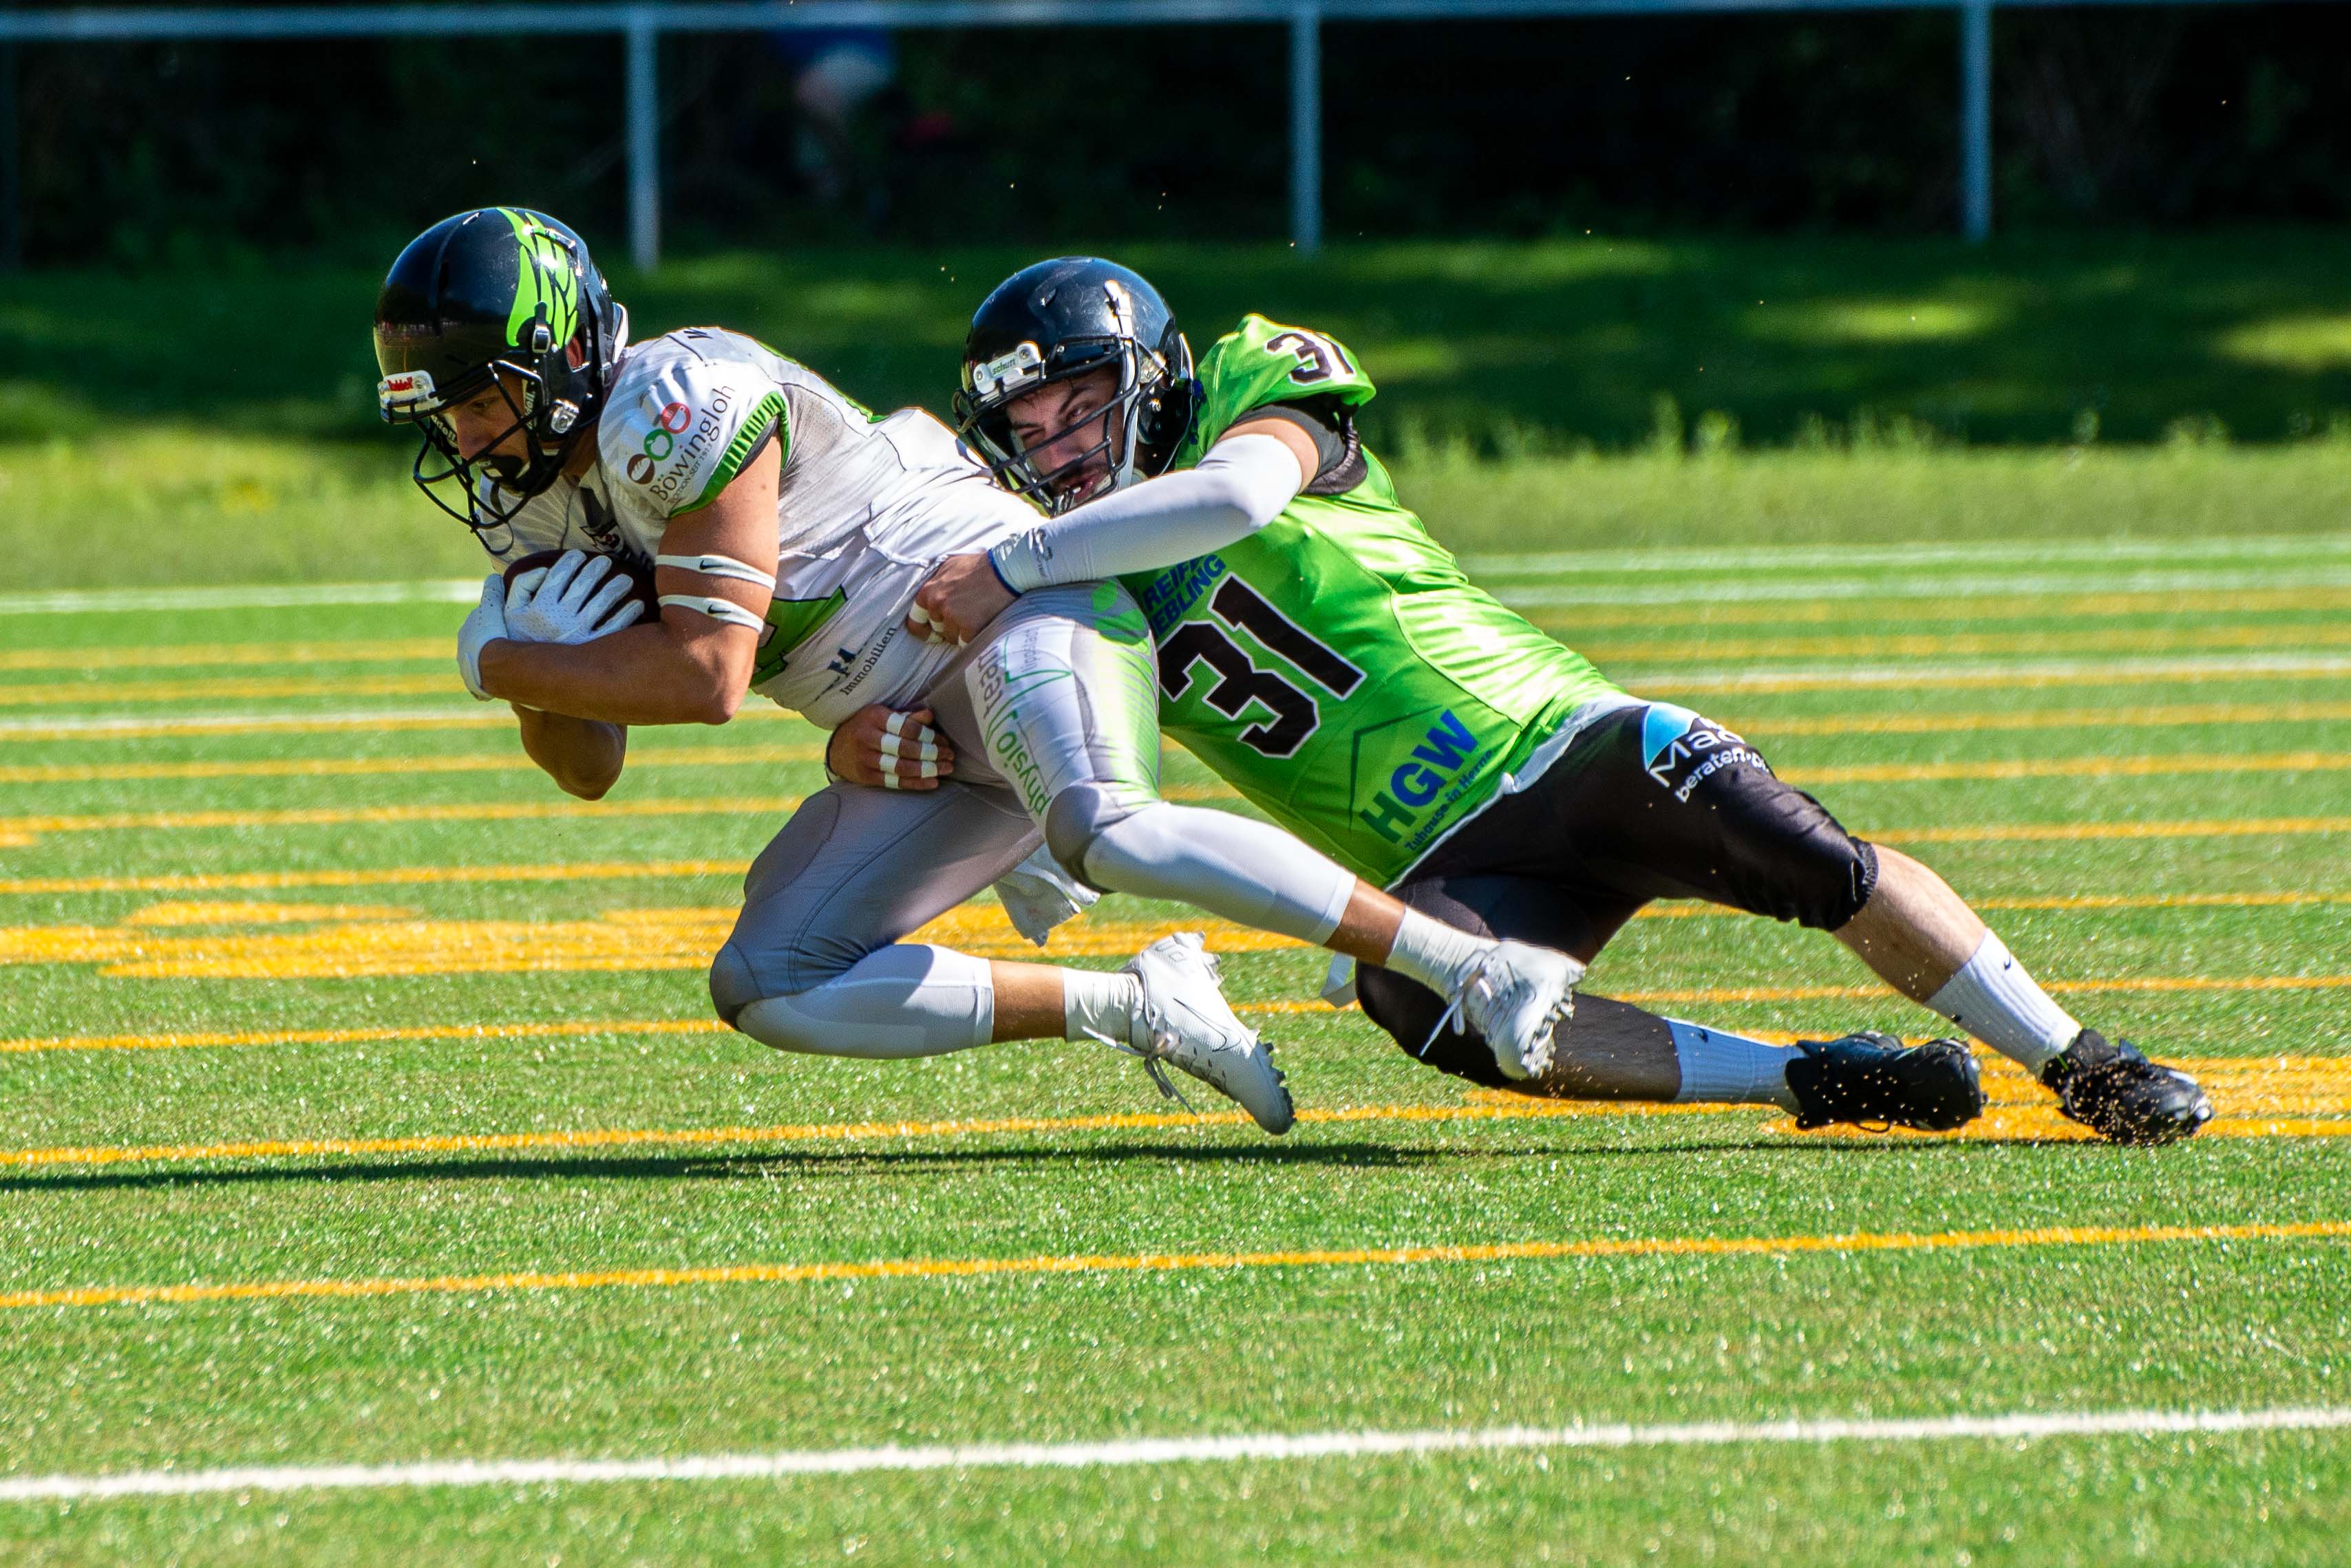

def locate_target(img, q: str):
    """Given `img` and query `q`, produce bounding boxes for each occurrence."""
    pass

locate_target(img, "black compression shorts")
[1354,702,1877,1088]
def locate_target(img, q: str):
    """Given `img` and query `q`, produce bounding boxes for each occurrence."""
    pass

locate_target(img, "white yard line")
[0,706,488,737]
[2,1406,2343,1502]
[0,582,480,617]
[8,535,2346,618]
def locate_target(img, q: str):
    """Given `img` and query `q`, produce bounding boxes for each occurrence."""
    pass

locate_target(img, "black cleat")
[2040,1030,2213,1146]
[1785,1032,1986,1132]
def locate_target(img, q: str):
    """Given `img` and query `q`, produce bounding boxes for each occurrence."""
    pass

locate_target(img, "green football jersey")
[1120,314,1623,885]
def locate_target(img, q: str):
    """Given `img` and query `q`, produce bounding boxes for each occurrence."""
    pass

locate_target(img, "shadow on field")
[0,1131,2034,1196]
[0,1139,1464,1194]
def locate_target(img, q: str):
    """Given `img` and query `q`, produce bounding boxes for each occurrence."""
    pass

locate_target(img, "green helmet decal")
[376,206,623,533]
[498,207,581,352]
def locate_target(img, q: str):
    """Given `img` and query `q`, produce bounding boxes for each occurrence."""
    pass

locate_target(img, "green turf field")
[1,524,2346,1562]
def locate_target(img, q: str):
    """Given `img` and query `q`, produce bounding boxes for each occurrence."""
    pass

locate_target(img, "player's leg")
[1833,841,2211,1143]
[707,779,1294,1130]
[928,581,1578,1080]
[1350,872,1970,1128]
[1563,701,2204,1142]
[1355,873,1677,1096]
[1348,703,1985,1130]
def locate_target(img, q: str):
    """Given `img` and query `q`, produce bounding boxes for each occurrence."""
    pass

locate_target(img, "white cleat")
[1432,940,1585,1081]
[1116,932,1294,1135]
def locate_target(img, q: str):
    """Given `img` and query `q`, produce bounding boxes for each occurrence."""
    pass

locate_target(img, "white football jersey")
[477,328,1037,728]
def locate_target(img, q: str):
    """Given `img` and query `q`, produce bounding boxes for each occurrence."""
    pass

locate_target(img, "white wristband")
[658,594,768,632]
[655,552,778,590]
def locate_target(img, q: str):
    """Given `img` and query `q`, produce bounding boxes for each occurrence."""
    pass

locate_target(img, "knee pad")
[1829,836,1881,930]
[708,943,764,1028]
[1042,782,1149,888]
[1710,781,1880,932]
[734,994,827,1056]
[1775,821,1877,931]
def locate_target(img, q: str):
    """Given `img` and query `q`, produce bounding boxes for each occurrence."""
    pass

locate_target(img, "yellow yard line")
[4,1054,2343,1166]
[3,1218,2344,1313]
[1740,700,2351,738]
[0,1004,1339,1055]
[1617,975,2351,1005]
[0,639,443,674]
[0,747,2323,793]
[0,746,825,786]
[1530,585,2351,630]
[0,675,456,708]
[1644,889,2351,919]
[0,707,807,745]
[1783,751,2351,784]
[1586,623,2351,665]
[3,657,2345,716]
[3,836,2341,919]
[0,796,799,837]
[1,793,2344,847]
[1881,816,2351,844]
[0,697,2339,755]
[1979,890,2351,912]
[0,859,742,897]
[1635,663,2351,697]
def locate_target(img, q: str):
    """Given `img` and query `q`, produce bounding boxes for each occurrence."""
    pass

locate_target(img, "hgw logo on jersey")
[1642,704,1769,803]
[621,385,740,504]
[1352,709,1489,849]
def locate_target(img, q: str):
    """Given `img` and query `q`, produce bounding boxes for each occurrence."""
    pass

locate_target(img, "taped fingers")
[864,707,951,791]
[906,599,968,647]
[879,713,944,763]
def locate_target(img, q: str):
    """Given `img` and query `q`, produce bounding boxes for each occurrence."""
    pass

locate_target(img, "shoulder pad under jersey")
[1185,314,1376,458]
[598,330,789,518]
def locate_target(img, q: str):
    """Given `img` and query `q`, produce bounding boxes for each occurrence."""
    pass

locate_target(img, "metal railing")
[0,0,2299,267]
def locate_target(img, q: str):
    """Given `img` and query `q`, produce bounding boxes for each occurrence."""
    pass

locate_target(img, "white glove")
[455,573,507,700]
[505,550,646,645]
[991,841,1101,947]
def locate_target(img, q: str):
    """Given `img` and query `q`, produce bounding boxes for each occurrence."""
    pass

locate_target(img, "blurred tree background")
[13,4,2351,268]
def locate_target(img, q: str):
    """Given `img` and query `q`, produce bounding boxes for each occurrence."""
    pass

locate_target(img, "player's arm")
[908,420,1318,644]
[514,706,628,800]
[476,440,780,726]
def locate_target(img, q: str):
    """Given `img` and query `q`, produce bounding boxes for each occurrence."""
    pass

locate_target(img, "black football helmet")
[373,208,629,530]
[953,257,1198,513]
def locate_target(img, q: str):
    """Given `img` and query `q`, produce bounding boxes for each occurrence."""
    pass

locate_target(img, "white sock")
[734,945,993,1060]
[1668,1018,1801,1111]
[1381,907,1494,995]
[1924,931,2081,1073]
[1063,968,1143,1045]
[1082,803,1356,944]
